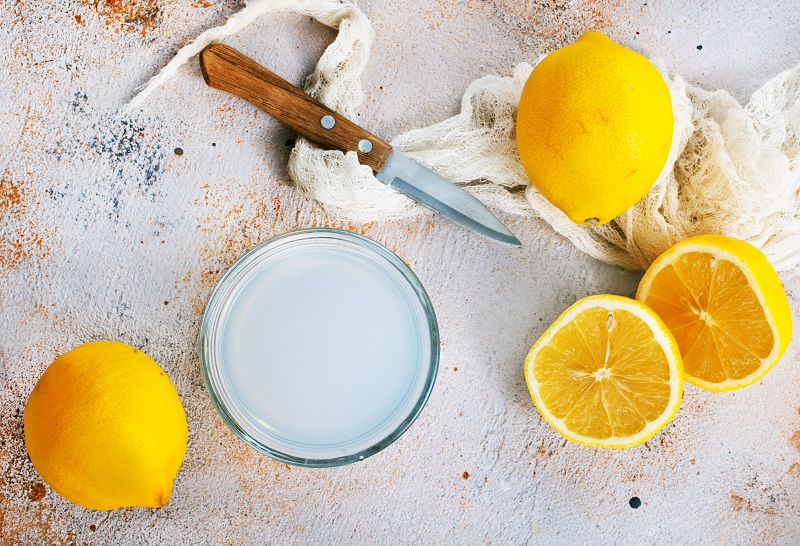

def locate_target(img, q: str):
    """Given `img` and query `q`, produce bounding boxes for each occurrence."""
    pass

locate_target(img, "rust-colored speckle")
[75,14,83,24]
[462,471,470,480]
[730,494,749,513]
[27,483,46,502]
[0,415,75,544]
[81,0,161,36]
[0,175,23,208]
[789,431,800,452]
[0,176,48,270]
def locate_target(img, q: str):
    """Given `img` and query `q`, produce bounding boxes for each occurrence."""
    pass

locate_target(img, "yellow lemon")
[24,340,188,510]
[524,295,683,448]
[637,234,792,391]
[517,31,673,224]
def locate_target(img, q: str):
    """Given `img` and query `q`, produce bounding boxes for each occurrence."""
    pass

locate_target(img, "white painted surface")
[1,0,799,543]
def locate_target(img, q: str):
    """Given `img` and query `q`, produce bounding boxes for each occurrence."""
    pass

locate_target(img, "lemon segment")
[24,340,188,510]
[637,234,792,391]
[516,31,674,224]
[524,295,683,448]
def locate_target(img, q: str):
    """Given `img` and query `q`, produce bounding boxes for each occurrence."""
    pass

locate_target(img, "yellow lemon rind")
[23,340,188,511]
[524,295,684,449]
[636,234,792,392]
[516,31,674,226]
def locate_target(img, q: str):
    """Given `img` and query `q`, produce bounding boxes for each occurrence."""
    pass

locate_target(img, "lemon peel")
[517,31,674,224]
[24,340,188,510]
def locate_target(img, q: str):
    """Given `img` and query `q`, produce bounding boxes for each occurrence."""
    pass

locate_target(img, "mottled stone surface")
[1,0,799,543]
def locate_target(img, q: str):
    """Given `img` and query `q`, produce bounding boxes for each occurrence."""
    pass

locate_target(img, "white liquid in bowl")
[200,230,438,466]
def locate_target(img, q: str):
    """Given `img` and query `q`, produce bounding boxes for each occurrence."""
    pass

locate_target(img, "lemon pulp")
[525,295,683,448]
[637,234,792,391]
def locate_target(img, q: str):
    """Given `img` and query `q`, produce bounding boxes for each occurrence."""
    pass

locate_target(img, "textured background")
[2,0,800,543]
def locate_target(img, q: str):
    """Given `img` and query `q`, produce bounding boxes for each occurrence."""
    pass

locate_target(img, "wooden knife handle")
[199,44,392,172]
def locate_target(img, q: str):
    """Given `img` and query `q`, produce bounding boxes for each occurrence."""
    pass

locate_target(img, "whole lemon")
[517,31,673,224]
[24,341,188,510]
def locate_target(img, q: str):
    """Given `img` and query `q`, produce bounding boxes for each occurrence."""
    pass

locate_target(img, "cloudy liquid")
[220,246,424,453]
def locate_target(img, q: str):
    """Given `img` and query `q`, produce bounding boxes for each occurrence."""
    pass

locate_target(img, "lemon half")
[524,295,683,448]
[637,234,792,391]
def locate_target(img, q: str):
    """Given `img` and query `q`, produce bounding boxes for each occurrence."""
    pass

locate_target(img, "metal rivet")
[321,115,335,129]
[358,139,373,153]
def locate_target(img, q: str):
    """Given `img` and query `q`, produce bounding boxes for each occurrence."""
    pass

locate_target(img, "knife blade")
[199,44,521,246]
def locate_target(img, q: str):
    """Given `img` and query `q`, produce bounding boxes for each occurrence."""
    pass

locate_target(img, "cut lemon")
[636,234,792,392]
[524,295,683,449]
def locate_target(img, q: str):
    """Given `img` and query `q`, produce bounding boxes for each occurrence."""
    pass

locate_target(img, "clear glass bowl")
[198,228,439,467]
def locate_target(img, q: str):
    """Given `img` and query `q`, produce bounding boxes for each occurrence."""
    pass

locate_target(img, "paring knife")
[199,44,522,246]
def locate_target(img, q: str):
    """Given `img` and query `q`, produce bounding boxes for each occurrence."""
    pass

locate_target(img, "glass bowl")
[198,228,439,467]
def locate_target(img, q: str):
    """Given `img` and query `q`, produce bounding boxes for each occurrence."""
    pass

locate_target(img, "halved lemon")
[636,234,792,392]
[524,295,683,449]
